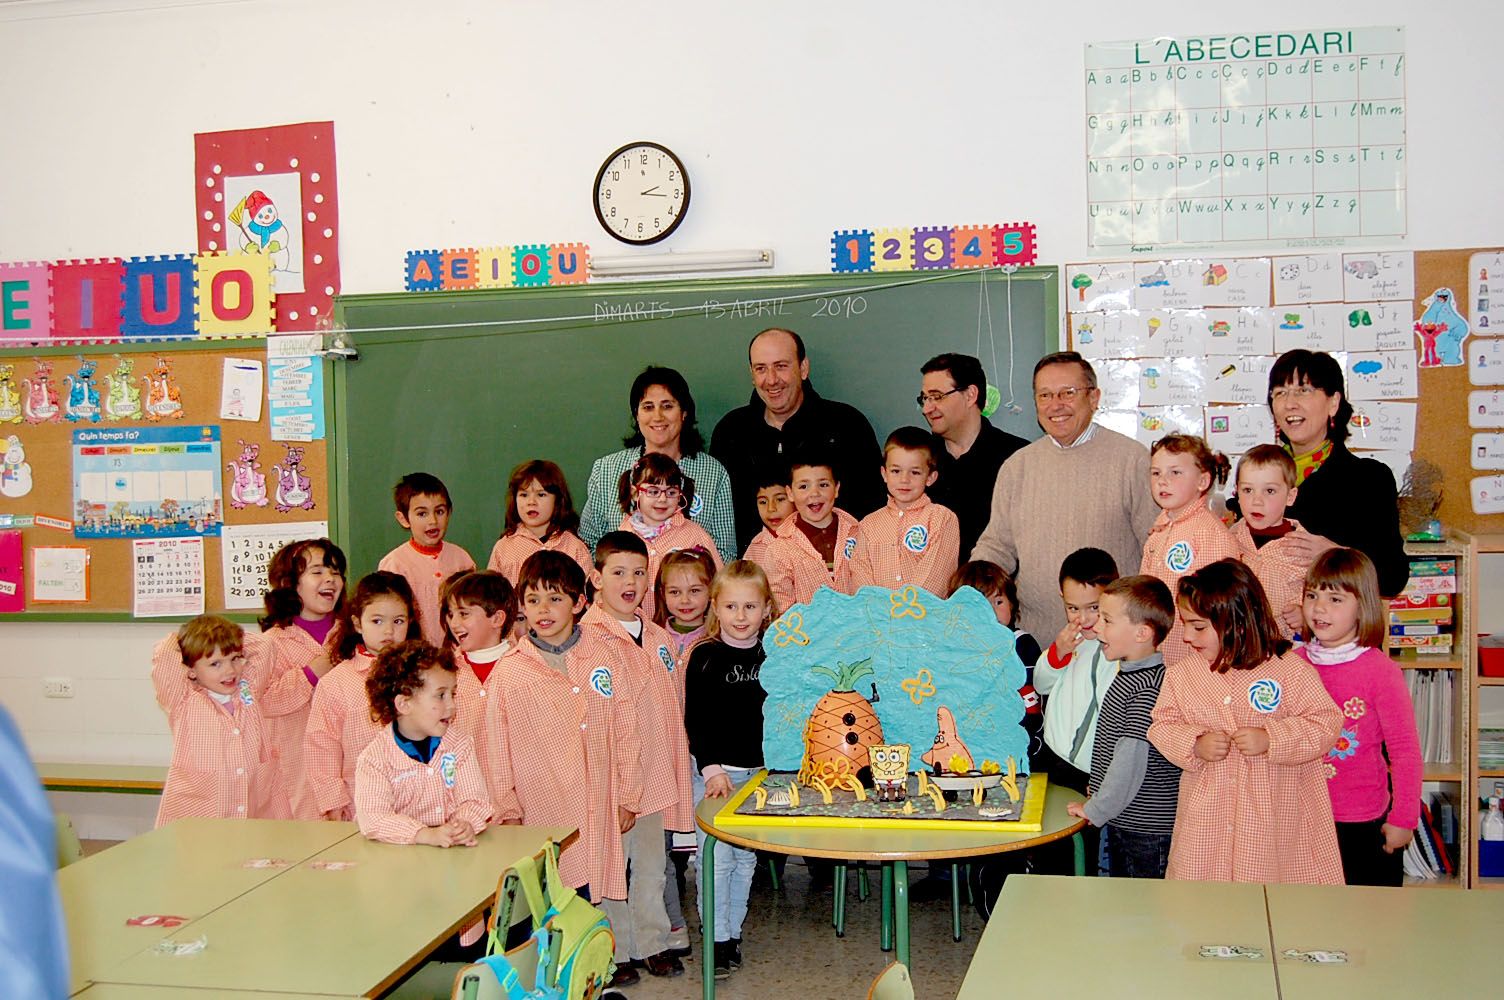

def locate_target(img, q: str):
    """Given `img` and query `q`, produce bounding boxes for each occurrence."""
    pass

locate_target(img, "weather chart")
[71,426,224,539]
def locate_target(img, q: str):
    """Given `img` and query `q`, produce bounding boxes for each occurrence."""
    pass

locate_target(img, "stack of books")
[1480,729,1504,772]
[1402,790,1459,882]
[1389,558,1456,653]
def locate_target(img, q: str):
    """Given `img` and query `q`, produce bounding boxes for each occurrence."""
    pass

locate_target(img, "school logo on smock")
[657,645,675,673]
[902,524,929,553]
[237,679,254,706]
[439,752,457,788]
[1247,678,1282,714]
[688,493,704,518]
[1165,540,1194,573]
[589,666,614,698]
[843,536,857,559]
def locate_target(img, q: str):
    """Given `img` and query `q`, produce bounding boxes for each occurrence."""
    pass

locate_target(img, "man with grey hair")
[971,352,1158,639]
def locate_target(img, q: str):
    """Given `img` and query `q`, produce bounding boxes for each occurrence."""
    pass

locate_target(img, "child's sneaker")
[713,941,733,980]
[728,938,743,969]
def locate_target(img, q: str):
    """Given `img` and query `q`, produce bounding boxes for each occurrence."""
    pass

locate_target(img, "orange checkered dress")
[151,634,289,826]
[378,539,477,646]
[583,606,694,833]
[258,624,332,819]
[847,497,960,597]
[476,634,645,901]
[764,509,859,614]
[487,530,592,587]
[1148,650,1343,884]
[619,513,722,620]
[741,526,779,575]
[1231,519,1309,640]
[302,649,383,820]
[450,647,507,747]
[354,727,492,845]
[1140,504,1240,665]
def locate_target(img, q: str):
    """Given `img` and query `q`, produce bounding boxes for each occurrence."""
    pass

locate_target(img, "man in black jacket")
[710,328,883,552]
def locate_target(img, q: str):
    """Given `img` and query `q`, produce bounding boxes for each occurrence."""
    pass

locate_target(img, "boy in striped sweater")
[1067,575,1180,879]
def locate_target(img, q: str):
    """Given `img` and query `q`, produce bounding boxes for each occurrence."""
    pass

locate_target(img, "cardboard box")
[1481,635,1504,677]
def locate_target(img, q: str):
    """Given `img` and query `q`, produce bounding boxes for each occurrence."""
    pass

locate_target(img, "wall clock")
[593,141,690,245]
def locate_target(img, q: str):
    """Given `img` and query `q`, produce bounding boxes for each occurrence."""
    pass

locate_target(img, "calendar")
[72,425,223,539]
[132,537,205,618]
[221,520,329,610]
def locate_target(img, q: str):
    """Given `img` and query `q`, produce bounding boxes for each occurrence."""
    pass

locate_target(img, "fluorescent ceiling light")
[589,249,774,278]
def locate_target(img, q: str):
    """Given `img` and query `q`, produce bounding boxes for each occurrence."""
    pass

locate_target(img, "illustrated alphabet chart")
[132,537,204,618]
[222,520,328,610]
[72,425,223,539]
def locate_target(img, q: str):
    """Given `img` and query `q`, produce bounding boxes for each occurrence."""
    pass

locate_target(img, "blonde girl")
[487,460,592,585]
[1300,548,1421,886]
[654,547,718,666]
[682,561,773,980]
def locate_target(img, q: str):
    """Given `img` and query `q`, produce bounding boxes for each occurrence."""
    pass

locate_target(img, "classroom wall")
[2,0,1500,834]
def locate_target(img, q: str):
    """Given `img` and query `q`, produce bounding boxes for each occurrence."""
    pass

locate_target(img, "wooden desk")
[61,819,358,995]
[1266,883,1504,997]
[696,782,1087,999]
[91,824,574,998]
[956,875,1277,1000]
[75,986,359,999]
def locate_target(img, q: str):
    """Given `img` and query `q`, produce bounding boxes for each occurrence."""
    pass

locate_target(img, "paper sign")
[1204,308,1274,356]
[1139,310,1211,359]
[1338,301,1414,353]
[1132,260,1207,311]
[1348,401,1417,452]
[1345,351,1417,401]
[221,520,328,609]
[1130,406,1202,447]
[1273,305,1344,354]
[1273,254,1344,305]
[1094,360,1141,411]
[1472,475,1504,515]
[1066,261,1135,313]
[1199,258,1272,308]
[1341,251,1414,302]
[1074,311,1145,360]
[220,358,263,422]
[1469,339,1504,386]
[132,537,205,617]
[0,530,22,612]
[1203,356,1273,405]
[1204,405,1275,455]
[1139,357,1204,407]
[1469,390,1504,428]
[1473,434,1504,471]
[32,546,89,603]
[1470,252,1504,335]
[268,354,325,441]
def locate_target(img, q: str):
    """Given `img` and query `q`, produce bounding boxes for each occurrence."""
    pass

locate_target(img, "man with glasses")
[971,352,1157,638]
[919,353,1029,558]
[711,328,884,552]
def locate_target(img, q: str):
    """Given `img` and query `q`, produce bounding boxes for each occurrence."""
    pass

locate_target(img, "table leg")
[893,860,910,970]
[833,863,846,935]
[702,835,716,1000]
[950,862,962,942]
[880,863,893,951]
[1072,831,1085,876]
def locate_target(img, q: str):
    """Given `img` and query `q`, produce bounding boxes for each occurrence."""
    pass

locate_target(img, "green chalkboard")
[330,268,1058,576]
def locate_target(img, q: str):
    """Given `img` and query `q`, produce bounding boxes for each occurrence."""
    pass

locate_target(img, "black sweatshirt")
[1285,443,1409,596]
[683,639,767,771]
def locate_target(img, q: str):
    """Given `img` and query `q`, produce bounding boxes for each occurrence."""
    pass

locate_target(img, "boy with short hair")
[378,473,476,646]
[478,551,644,911]
[846,427,960,596]
[440,570,514,746]
[1035,548,1120,791]
[742,463,793,569]
[582,532,692,981]
[1230,444,1307,638]
[763,449,859,613]
[1067,575,1180,878]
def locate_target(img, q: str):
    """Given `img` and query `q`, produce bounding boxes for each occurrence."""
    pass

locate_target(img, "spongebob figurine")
[869,744,911,802]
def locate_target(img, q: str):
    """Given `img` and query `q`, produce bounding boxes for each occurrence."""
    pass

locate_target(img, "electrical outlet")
[42,677,74,699]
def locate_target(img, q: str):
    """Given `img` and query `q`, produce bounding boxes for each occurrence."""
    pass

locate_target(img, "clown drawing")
[231,189,292,273]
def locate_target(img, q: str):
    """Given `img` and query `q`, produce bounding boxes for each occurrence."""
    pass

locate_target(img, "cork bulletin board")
[0,342,330,618]
[1065,247,1504,536]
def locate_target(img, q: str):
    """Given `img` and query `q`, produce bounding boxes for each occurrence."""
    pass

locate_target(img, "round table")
[694,777,1087,998]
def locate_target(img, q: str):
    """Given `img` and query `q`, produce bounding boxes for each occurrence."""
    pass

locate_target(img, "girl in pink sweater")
[1300,547,1422,886]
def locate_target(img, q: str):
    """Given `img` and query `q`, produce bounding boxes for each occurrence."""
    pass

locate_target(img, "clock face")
[593,142,690,245]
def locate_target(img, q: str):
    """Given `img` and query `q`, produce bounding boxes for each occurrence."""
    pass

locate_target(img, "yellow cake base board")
[714,770,1048,833]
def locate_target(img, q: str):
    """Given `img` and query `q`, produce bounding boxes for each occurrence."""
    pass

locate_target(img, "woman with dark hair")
[1263,350,1407,599]
[578,366,736,562]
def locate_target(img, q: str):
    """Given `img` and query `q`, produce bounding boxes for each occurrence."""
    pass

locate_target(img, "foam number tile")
[404,250,444,292]
[912,226,954,270]
[473,247,516,289]
[0,262,53,343]
[440,249,479,291]
[121,256,197,340]
[830,230,874,273]
[512,244,551,287]
[949,226,993,269]
[992,223,1037,267]
[194,253,273,338]
[50,259,125,342]
[549,243,590,286]
[870,228,914,272]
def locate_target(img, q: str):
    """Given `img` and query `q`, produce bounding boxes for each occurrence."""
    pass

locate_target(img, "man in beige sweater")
[971,352,1158,640]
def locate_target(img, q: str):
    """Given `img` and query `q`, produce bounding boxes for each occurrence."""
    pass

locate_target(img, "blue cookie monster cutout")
[1421,287,1469,366]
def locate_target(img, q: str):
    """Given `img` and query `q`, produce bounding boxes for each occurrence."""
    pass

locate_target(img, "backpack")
[451,839,617,1000]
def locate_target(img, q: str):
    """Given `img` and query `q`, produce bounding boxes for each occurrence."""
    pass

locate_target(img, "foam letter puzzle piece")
[122,256,196,340]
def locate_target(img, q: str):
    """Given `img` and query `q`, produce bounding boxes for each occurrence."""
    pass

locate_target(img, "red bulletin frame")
[193,122,340,332]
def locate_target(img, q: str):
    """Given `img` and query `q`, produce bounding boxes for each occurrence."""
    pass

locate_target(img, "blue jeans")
[1106,826,1171,879]
[693,766,757,941]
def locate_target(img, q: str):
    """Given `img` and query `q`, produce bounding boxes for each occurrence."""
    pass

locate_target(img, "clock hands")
[640,186,667,197]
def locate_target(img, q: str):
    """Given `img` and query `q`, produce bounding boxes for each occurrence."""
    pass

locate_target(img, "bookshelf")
[1472,532,1504,889]
[1389,533,1472,888]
